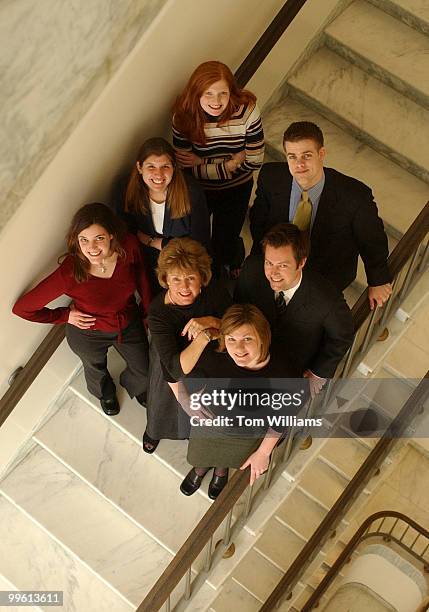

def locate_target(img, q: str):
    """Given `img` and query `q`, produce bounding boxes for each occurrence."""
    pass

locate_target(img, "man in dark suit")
[236,223,354,395]
[250,121,392,309]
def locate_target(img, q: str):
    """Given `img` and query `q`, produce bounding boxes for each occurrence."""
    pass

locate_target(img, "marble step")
[325,0,429,109]
[276,487,328,540]
[262,97,429,239]
[69,361,193,481]
[319,435,371,480]
[0,445,173,607]
[254,516,306,572]
[298,458,349,509]
[230,548,283,603]
[209,577,261,612]
[0,494,133,612]
[287,46,429,183]
[369,0,429,36]
[34,389,211,554]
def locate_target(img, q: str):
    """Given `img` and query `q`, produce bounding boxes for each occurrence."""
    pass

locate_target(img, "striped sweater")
[173,102,265,190]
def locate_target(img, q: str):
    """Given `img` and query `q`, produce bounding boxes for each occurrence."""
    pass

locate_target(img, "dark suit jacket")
[235,255,354,378]
[250,164,390,291]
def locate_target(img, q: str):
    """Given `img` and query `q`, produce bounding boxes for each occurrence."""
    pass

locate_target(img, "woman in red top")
[13,203,151,416]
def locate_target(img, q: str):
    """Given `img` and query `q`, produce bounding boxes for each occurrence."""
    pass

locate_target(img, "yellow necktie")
[293,190,312,232]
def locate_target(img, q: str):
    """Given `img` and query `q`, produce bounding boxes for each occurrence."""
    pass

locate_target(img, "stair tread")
[320,435,370,479]
[69,361,192,479]
[254,517,306,572]
[35,390,210,553]
[371,0,429,32]
[288,46,429,179]
[0,445,172,605]
[326,0,429,103]
[209,577,261,611]
[276,487,327,540]
[231,548,283,602]
[262,97,429,237]
[0,494,133,611]
[299,459,349,508]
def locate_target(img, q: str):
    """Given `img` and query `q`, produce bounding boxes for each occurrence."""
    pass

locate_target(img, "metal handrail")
[301,511,429,611]
[260,370,429,611]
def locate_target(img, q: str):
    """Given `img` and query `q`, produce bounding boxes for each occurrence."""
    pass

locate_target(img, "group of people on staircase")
[12,60,392,500]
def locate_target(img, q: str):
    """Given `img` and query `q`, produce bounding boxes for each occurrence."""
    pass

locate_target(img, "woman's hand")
[240,447,271,486]
[68,304,96,329]
[137,231,162,250]
[225,150,246,173]
[181,316,221,341]
[175,150,203,168]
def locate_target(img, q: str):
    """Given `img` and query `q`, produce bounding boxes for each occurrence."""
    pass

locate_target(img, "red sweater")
[13,234,152,334]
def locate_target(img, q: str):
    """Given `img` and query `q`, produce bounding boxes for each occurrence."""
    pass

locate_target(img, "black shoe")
[136,392,147,407]
[100,395,120,416]
[208,470,228,500]
[142,430,159,454]
[180,468,208,496]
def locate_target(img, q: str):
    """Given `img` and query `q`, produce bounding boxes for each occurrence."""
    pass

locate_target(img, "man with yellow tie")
[250,121,392,309]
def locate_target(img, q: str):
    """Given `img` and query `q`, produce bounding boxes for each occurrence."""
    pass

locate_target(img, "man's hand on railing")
[368,283,392,310]
[303,370,327,398]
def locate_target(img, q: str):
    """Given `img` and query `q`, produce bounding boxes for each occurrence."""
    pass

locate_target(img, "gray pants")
[66,317,149,400]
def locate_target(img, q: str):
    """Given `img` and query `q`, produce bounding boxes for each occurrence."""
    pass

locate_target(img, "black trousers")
[205,179,253,272]
[66,317,149,400]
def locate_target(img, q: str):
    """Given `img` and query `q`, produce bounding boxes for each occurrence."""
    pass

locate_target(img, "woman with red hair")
[173,61,264,278]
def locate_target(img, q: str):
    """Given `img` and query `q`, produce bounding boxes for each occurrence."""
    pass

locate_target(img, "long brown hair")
[173,61,256,144]
[63,203,126,282]
[124,137,191,220]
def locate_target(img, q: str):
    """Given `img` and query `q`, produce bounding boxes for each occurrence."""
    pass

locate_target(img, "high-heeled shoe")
[142,430,159,454]
[208,469,229,500]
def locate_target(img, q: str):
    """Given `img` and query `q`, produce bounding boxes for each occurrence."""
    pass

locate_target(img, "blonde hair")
[218,304,271,363]
[157,237,212,288]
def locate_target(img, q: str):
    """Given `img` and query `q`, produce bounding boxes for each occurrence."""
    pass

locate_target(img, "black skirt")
[146,341,190,440]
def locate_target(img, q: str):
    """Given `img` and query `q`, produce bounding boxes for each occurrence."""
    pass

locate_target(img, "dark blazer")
[250,163,390,291]
[114,174,211,292]
[116,174,211,251]
[235,255,354,378]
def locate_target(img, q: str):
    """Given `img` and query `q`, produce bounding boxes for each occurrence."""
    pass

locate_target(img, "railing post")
[397,245,420,301]
[417,238,429,272]
[360,305,379,354]
[223,509,234,547]
[379,276,399,329]
[184,566,192,600]
[244,484,254,519]
[341,332,360,377]
[204,536,213,572]
[263,445,277,490]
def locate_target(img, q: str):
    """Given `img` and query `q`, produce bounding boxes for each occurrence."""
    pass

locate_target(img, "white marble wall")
[0,0,166,231]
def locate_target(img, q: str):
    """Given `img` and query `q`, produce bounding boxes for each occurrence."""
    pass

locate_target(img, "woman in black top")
[146,238,231,452]
[117,137,211,293]
[180,304,302,499]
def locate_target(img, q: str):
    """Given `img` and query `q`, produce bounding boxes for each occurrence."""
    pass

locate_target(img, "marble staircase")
[262,0,429,305]
[0,351,216,611]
